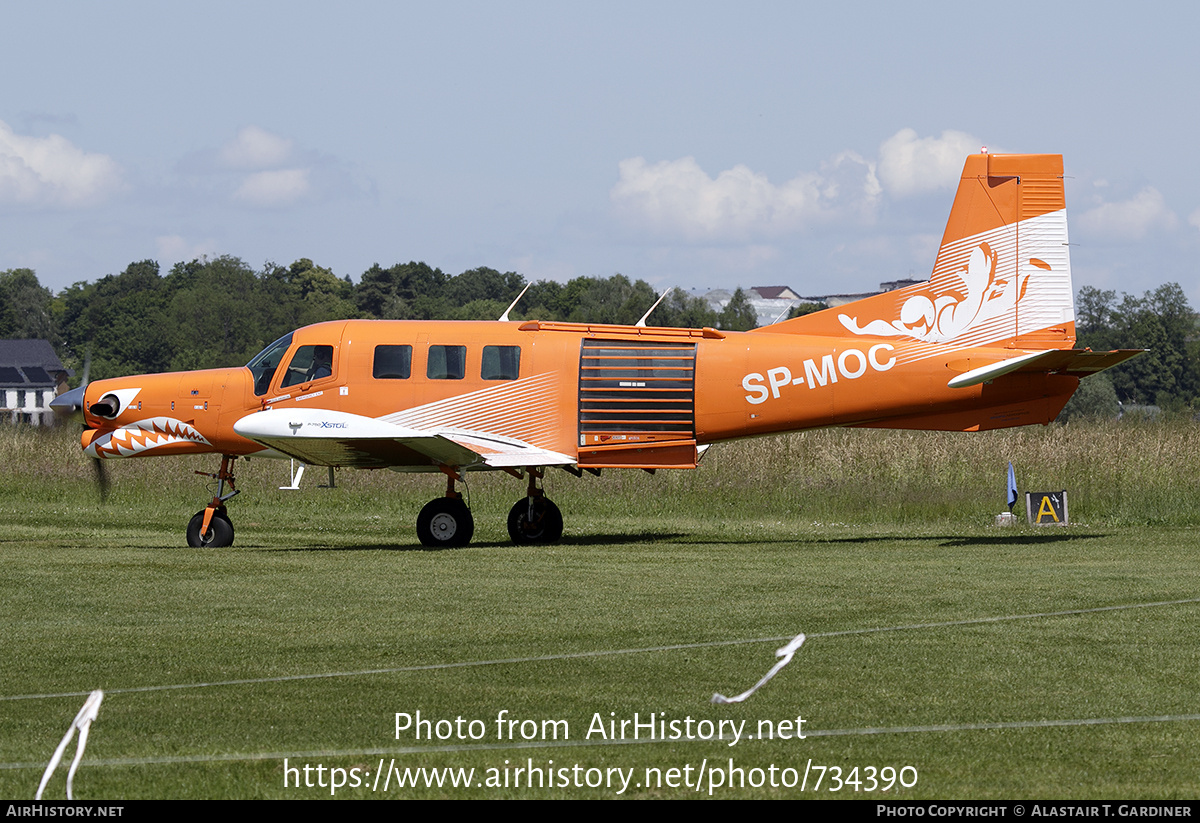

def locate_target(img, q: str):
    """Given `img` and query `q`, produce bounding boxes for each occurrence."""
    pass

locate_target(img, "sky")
[2,1,1199,306]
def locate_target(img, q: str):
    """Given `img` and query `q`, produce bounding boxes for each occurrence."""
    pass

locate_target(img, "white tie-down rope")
[35,690,103,800]
[712,633,805,704]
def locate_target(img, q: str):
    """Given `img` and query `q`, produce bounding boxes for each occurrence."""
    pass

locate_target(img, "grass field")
[2,422,1199,799]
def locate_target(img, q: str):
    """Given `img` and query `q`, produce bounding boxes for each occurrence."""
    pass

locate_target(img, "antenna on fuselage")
[498,282,532,322]
[635,287,673,327]
[769,301,798,325]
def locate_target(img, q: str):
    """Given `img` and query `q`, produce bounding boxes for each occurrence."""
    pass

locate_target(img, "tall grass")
[3,418,1198,535]
[685,418,1200,526]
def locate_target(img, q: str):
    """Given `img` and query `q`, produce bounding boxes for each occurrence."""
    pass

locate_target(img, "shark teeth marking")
[87,417,212,458]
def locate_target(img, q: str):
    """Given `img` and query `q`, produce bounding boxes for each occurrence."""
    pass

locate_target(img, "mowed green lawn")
[1,425,1199,799]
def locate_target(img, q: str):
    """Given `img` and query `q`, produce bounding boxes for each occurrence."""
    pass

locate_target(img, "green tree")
[652,288,718,328]
[1057,372,1119,421]
[718,287,758,331]
[565,275,657,325]
[283,258,358,327]
[1075,283,1199,407]
[786,301,826,319]
[164,256,271,370]
[519,279,565,320]
[0,268,58,342]
[356,262,448,318]
[59,260,172,380]
[444,267,524,306]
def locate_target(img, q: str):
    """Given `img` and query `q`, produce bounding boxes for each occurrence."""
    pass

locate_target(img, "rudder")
[757,153,1075,352]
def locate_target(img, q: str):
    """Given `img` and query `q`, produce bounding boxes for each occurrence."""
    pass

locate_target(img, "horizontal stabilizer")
[947,350,1057,389]
[948,348,1145,389]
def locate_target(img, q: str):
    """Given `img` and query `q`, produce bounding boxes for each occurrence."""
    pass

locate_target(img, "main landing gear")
[414,466,563,548]
[506,467,562,545]
[416,468,474,548]
[187,455,239,548]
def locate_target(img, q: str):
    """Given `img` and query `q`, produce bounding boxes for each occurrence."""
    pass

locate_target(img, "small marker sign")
[1026,491,1068,526]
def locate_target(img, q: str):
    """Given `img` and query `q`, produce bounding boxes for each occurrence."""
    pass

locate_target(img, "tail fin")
[760,153,1076,351]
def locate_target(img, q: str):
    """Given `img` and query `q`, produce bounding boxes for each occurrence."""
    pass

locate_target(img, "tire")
[416,498,474,547]
[187,508,234,548]
[507,497,563,544]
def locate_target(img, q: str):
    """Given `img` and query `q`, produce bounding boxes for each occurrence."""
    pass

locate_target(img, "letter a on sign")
[1026,491,1068,526]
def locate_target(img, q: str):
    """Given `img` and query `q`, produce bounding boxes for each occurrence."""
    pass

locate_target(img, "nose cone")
[50,385,87,423]
[50,385,86,412]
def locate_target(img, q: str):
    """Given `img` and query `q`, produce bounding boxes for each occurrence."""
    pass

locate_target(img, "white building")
[0,340,70,426]
[700,279,927,327]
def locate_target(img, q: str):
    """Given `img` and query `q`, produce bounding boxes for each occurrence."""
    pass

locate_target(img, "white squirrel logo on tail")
[837,241,1043,345]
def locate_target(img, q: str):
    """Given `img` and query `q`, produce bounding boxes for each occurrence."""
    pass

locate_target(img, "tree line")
[0,258,1196,414]
[1060,283,1200,419]
[0,257,757,383]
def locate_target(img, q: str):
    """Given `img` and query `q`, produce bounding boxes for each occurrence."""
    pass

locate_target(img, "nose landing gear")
[187,455,239,548]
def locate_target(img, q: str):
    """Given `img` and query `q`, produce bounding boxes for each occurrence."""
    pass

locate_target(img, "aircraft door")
[577,339,698,468]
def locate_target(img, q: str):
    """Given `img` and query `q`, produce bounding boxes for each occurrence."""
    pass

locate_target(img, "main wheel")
[507,497,563,544]
[187,508,234,548]
[416,498,474,547]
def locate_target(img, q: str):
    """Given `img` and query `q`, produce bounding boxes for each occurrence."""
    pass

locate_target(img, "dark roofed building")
[0,340,70,426]
[749,286,801,301]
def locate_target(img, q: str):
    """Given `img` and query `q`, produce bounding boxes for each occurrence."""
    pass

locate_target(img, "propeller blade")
[91,457,110,503]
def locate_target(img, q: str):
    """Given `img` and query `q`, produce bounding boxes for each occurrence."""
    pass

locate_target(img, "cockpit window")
[281,345,335,388]
[246,332,294,396]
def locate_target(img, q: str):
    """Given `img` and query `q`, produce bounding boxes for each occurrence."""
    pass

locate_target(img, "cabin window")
[481,345,521,380]
[373,345,412,379]
[281,345,335,388]
[427,345,466,380]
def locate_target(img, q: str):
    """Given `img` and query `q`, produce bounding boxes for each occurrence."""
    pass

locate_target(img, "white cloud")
[822,150,881,217]
[610,152,878,241]
[186,126,350,208]
[876,128,981,197]
[217,125,294,170]
[1077,187,1177,240]
[0,119,123,207]
[233,168,311,207]
[1189,208,1200,231]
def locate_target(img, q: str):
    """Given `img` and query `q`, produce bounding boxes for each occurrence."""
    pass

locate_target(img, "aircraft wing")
[233,408,575,470]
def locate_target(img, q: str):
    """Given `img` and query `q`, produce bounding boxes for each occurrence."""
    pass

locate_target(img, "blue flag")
[1007,462,1018,510]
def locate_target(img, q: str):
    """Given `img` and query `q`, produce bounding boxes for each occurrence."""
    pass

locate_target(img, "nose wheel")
[187,507,234,548]
[187,455,239,548]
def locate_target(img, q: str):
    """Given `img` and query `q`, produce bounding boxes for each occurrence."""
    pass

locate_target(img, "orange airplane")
[53,152,1140,548]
